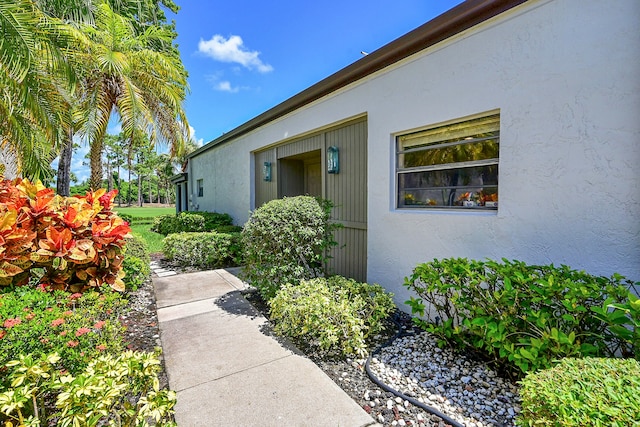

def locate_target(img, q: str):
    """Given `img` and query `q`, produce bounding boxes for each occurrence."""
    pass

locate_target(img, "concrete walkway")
[152,264,379,427]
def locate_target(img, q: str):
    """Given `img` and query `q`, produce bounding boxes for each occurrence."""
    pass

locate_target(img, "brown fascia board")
[190,0,528,159]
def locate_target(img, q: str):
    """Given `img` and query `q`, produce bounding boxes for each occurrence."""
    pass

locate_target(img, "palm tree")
[0,0,78,180]
[78,2,189,190]
[39,0,184,194]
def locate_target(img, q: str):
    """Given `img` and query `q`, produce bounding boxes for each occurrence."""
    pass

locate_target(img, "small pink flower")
[51,318,65,327]
[93,320,105,330]
[63,310,73,317]
[96,344,107,351]
[40,337,49,344]
[59,331,67,337]
[67,340,79,348]
[3,318,21,328]
[25,313,35,321]
[23,307,31,312]
[75,327,91,337]
[69,293,83,300]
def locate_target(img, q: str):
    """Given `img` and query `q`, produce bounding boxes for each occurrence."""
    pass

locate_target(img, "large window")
[397,113,499,209]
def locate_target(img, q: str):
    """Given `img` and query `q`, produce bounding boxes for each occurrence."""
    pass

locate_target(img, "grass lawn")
[113,206,175,217]
[114,206,174,254]
[130,223,165,254]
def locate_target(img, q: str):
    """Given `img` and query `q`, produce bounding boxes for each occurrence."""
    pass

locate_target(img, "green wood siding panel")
[324,119,367,281]
[254,117,367,281]
[276,135,322,159]
[329,226,367,282]
[254,149,277,208]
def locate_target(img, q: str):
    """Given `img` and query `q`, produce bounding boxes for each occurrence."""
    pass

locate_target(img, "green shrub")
[404,258,638,376]
[241,196,338,300]
[0,350,176,427]
[151,211,234,235]
[269,276,395,357]
[0,179,130,292]
[118,212,134,223]
[197,211,233,230]
[0,287,127,374]
[162,232,242,269]
[122,234,151,291]
[215,224,243,234]
[518,357,640,426]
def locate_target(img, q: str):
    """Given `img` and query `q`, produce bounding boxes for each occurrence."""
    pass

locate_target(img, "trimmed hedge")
[151,211,233,235]
[518,357,640,426]
[162,232,242,269]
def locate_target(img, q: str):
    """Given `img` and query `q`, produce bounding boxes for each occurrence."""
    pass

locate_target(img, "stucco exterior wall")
[190,0,640,306]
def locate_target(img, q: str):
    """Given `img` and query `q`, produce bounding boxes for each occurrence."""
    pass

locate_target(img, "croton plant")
[0,177,131,292]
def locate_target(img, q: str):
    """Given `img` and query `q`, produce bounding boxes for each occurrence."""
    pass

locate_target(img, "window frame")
[395,112,500,210]
[197,179,204,197]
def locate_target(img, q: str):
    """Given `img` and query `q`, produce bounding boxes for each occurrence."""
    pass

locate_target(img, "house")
[178,0,640,306]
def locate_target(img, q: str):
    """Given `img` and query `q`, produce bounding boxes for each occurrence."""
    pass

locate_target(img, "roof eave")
[190,0,528,159]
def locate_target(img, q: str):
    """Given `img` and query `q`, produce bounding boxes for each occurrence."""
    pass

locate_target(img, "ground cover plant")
[404,258,639,376]
[518,357,640,426]
[0,350,176,427]
[0,286,126,374]
[269,276,395,357]
[162,231,243,269]
[241,196,339,300]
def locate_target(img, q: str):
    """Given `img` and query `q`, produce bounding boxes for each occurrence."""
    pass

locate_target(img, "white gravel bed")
[368,332,521,427]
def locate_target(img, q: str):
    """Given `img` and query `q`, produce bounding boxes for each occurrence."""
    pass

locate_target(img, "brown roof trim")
[191,0,528,158]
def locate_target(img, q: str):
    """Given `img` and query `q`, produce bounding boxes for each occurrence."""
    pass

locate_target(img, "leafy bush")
[241,196,338,300]
[151,211,234,236]
[118,212,134,223]
[0,178,130,292]
[269,276,395,357]
[122,234,151,291]
[0,350,176,427]
[197,211,233,230]
[0,286,127,374]
[404,258,638,376]
[162,232,242,269]
[215,224,243,234]
[518,357,640,426]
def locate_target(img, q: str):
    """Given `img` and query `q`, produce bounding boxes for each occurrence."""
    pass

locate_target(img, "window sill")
[394,207,498,216]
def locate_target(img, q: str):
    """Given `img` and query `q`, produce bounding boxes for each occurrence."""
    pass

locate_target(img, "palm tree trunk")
[107,157,113,191]
[56,130,73,196]
[89,136,104,190]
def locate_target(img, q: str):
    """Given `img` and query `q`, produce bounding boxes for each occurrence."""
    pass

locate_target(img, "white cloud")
[188,125,204,147]
[198,35,273,73]
[215,80,240,93]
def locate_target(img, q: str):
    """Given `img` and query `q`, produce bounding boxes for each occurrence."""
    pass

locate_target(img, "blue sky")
[70,0,463,182]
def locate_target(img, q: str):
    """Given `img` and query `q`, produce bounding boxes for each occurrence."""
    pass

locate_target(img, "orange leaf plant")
[0,177,131,292]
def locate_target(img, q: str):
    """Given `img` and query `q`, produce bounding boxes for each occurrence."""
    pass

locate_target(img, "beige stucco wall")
[190,0,640,306]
